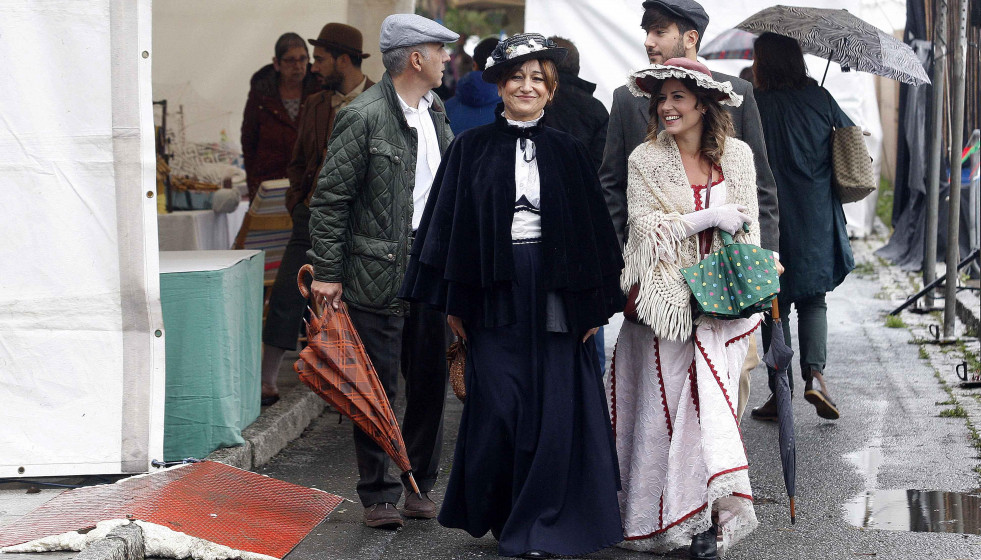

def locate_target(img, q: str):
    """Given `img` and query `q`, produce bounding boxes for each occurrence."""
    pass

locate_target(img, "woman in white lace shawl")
[609,57,766,560]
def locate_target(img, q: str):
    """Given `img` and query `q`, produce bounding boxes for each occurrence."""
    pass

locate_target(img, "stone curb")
[72,522,143,560]
[206,383,325,470]
[955,288,980,335]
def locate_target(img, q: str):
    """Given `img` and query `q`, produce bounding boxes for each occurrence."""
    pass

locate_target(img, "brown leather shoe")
[402,492,438,519]
[804,377,840,420]
[804,387,840,419]
[363,503,403,529]
[750,394,778,422]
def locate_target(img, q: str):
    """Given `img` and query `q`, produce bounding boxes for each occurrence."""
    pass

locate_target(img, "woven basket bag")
[446,340,467,401]
[831,124,877,204]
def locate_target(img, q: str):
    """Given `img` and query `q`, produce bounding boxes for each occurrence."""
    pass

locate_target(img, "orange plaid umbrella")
[294,264,420,495]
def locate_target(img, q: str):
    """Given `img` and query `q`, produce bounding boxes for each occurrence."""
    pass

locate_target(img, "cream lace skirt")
[609,315,761,553]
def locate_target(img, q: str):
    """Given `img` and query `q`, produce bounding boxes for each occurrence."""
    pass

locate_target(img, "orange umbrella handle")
[771,296,781,321]
[405,471,421,497]
[297,264,324,317]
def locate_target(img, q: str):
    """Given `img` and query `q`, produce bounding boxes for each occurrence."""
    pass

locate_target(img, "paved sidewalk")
[257,235,981,559]
[2,234,978,560]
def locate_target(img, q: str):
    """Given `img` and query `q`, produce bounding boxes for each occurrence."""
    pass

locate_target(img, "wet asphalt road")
[260,245,981,560]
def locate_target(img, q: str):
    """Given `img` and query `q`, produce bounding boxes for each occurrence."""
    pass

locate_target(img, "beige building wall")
[350,0,416,81]
[876,76,900,184]
[152,0,415,149]
[875,30,905,185]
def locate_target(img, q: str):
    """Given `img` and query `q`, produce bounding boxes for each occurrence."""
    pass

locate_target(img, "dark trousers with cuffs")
[348,302,451,506]
[262,204,312,351]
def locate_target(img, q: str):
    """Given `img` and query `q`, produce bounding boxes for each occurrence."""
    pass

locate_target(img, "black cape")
[398,111,625,334]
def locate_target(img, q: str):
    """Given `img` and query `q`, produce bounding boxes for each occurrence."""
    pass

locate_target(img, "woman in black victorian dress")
[398,34,625,559]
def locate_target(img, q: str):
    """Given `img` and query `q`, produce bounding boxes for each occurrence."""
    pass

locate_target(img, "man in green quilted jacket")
[307,14,457,530]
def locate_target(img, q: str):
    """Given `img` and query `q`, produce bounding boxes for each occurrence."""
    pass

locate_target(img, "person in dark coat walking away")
[541,36,611,372]
[241,33,321,201]
[400,34,625,559]
[444,37,500,134]
[307,14,458,530]
[258,23,373,406]
[749,32,854,422]
[542,36,608,170]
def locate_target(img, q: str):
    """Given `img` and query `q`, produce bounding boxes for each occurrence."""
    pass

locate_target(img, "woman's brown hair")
[495,58,560,105]
[752,32,817,92]
[646,77,734,165]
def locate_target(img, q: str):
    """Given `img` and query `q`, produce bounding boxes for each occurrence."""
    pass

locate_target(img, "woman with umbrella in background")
[611,58,763,560]
[749,32,855,423]
[399,34,625,559]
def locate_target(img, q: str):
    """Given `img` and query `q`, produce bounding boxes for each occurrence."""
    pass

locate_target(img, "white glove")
[682,204,753,237]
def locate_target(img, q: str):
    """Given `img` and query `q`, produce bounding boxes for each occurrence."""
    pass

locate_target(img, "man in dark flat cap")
[260,23,373,407]
[307,13,458,530]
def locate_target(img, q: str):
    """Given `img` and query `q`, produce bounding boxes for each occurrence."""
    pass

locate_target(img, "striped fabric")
[234,178,293,285]
[248,178,290,215]
[736,6,931,86]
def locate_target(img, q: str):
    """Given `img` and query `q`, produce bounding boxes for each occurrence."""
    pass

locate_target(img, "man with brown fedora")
[259,22,374,405]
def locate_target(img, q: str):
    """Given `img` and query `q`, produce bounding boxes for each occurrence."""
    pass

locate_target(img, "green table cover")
[159,250,263,461]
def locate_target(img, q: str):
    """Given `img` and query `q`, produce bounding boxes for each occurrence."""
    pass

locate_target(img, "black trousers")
[348,302,450,506]
[262,204,311,351]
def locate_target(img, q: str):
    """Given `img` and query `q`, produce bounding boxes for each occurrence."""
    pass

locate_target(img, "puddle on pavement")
[844,489,981,535]
[843,437,981,535]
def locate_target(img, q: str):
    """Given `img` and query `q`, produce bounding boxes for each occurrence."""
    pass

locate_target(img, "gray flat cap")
[379,14,459,53]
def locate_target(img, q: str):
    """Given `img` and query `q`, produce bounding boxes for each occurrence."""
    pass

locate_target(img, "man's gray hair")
[382,44,431,76]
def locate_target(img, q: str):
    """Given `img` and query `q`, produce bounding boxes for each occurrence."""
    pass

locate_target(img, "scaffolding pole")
[969,130,979,277]
[923,0,948,308]
[943,0,969,337]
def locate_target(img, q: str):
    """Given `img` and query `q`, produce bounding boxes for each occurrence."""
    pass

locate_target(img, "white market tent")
[0,0,410,478]
[0,0,163,477]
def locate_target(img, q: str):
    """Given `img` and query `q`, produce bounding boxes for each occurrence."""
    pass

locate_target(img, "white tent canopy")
[0,0,412,478]
[0,0,164,477]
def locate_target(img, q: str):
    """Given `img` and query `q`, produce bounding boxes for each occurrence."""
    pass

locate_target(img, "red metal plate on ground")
[0,462,342,558]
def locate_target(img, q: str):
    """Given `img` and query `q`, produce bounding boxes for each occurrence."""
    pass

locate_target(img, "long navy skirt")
[437,241,623,557]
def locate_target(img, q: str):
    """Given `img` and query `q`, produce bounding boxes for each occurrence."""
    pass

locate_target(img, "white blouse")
[507,112,544,240]
[704,179,727,209]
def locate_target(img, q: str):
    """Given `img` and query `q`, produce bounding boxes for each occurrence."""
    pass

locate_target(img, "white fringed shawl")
[621,131,761,341]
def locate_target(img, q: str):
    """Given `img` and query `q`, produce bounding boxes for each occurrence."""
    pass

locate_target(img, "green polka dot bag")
[680,229,780,319]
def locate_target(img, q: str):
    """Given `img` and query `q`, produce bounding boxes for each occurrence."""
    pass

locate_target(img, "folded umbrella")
[762,297,796,524]
[294,264,421,496]
[681,228,780,320]
[736,5,931,86]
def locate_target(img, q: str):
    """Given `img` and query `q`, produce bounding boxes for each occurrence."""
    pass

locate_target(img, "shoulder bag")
[825,90,876,203]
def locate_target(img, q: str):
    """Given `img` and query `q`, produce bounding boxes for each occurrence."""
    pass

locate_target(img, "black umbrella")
[762,297,797,524]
